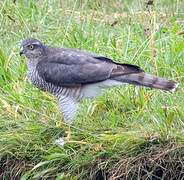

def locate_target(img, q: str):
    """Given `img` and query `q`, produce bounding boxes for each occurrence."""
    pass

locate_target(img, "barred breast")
[28,69,84,102]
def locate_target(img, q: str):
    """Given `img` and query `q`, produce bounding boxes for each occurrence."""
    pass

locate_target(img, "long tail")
[112,72,179,91]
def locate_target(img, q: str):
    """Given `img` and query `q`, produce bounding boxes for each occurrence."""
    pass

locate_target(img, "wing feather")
[36,51,143,87]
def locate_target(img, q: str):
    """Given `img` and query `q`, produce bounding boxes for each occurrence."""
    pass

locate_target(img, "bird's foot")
[64,130,87,144]
[64,129,71,142]
[55,125,87,147]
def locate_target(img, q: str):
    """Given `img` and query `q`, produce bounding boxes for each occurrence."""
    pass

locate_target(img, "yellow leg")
[64,125,71,142]
[63,125,87,144]
[55,119,87,146]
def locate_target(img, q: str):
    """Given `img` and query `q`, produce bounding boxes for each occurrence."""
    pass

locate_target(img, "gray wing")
[36,50,143,87]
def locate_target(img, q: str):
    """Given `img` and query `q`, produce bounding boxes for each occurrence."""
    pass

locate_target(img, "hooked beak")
[19,47,24,56]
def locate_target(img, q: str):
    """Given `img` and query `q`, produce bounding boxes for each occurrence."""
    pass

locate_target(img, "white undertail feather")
[83,79,124,98]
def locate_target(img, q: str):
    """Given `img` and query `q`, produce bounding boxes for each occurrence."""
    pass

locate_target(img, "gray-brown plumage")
[20,38,178,124]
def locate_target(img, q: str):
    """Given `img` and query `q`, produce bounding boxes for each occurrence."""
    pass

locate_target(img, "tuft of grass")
[0,0,184,179]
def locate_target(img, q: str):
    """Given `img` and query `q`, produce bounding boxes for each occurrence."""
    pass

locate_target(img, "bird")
[20,38,178,141]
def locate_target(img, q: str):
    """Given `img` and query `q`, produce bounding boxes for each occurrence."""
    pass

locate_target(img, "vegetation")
[0,0,184,179]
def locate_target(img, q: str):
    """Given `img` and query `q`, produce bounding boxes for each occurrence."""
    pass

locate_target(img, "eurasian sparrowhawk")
[20,38,178,140]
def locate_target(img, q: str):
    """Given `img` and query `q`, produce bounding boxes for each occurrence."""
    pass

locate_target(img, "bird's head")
[20,38,44,59]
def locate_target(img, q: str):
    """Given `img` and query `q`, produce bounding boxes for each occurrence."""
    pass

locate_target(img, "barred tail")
[112,72,179,92]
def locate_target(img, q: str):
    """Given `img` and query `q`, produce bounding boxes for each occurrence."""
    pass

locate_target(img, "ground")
[0,0,184,179]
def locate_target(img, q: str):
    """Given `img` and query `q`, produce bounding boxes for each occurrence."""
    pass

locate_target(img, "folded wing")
[36,53,143,87]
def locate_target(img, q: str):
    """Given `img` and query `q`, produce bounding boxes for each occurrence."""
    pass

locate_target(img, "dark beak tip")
[19,51,23,56]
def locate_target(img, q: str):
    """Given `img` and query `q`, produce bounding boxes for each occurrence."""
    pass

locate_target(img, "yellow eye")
[29,44,34,50]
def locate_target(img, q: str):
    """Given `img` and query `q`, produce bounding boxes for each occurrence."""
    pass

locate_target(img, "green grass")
[0,0,184,179]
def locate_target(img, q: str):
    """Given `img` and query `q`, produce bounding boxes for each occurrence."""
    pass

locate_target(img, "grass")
[0,0,184,179]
